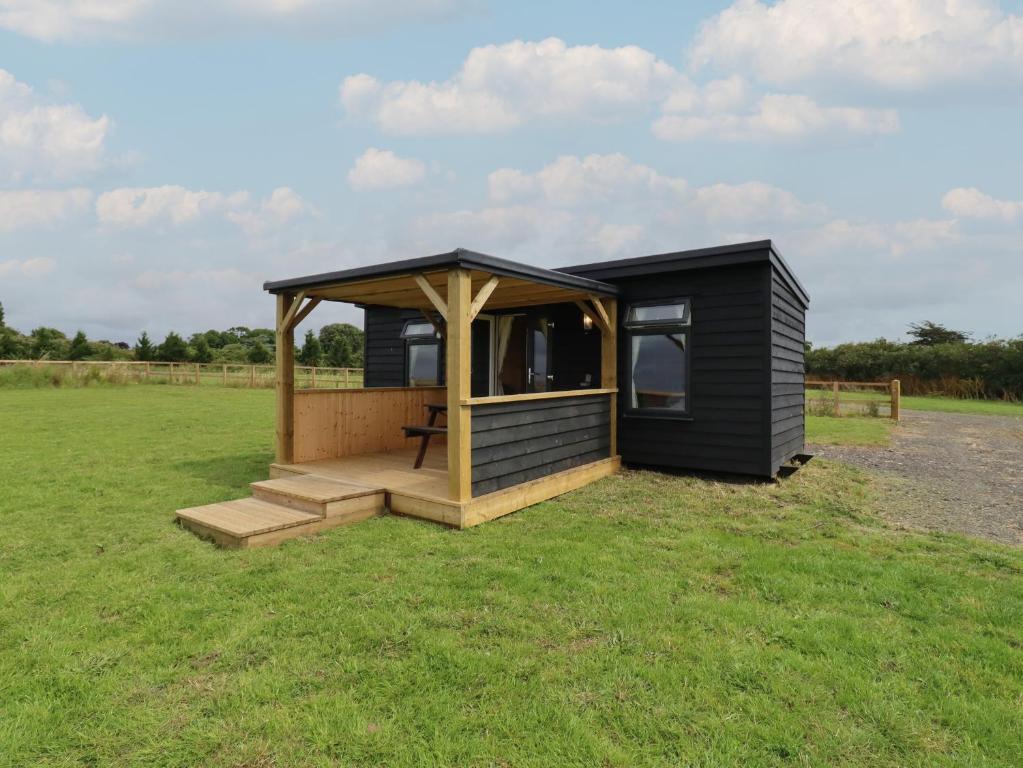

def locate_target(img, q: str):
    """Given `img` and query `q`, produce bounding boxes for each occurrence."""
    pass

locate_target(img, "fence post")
[344,368,350,388]
[249,365,255,388]
[891,379,901,421]
[222,364,228,385]
[311,366,317,389]
[832,381,840,417]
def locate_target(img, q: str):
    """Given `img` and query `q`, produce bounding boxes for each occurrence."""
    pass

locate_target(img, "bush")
[807,338,1023,400]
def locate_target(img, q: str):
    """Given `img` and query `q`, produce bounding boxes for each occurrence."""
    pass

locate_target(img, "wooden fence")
[0,359,364,389]
[806,379,901,420]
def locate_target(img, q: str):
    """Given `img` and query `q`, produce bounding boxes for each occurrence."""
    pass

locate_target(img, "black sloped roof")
[558,240,809,307]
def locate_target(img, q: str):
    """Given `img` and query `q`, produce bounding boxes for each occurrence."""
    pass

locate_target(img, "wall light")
[582,314,593,331]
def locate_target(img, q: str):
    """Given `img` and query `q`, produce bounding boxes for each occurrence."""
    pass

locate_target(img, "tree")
[908,321,970,346]
[247,339,271,364]
[29,327,68,359]
[192,335,213,363]
[135,331,155,361]
[158,331,190,362]
[0,301,5,328]
[67,330,93,361]
[298,329,322,367]
[319,323,364,368]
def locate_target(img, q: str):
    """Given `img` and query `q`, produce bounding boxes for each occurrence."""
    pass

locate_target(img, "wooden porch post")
[446,268,472,502]
[600,299,618,456]
[275,292,297,464]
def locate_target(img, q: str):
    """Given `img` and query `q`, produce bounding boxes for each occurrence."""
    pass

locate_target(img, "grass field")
[805,415,893,446]
[2,388,1021,766]
[807,388,1023,418]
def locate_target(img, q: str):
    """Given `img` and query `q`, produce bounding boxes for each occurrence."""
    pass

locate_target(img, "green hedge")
[806,338,1023,400]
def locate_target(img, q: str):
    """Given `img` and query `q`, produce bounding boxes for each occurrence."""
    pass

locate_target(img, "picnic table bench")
[403,403,447,469]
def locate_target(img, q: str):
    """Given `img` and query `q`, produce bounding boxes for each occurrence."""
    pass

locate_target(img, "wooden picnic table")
[403,402,448,469]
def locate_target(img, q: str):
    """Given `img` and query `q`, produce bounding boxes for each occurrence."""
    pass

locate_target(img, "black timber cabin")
[361,240,809,480]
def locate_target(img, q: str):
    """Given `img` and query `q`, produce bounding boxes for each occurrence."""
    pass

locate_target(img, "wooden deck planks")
[177,497,319,536]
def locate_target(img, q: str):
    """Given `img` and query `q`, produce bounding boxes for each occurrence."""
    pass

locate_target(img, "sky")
[0,0,1021,347]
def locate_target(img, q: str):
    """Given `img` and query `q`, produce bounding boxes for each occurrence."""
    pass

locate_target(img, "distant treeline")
[807,323,1023,400]
[0,302,364,368]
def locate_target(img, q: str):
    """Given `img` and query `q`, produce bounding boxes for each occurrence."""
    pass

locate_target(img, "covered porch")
[177,249,622,545]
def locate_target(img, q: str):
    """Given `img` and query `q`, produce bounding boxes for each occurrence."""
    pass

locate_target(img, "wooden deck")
[274,446,450,501]
[272,447,620,529]
[178,446,620,547]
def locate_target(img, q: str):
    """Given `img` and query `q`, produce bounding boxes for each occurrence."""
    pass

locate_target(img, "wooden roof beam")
[288,297,321,332]
[469,275,500,321]
[588,295,612,334]
[281,290,307,331]
[414,273,448,321]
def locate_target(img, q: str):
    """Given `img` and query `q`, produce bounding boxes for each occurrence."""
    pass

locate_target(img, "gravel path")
[810,410,1023,546]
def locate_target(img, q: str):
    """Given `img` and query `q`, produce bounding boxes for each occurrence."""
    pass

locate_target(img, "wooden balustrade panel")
[293,387,446,462]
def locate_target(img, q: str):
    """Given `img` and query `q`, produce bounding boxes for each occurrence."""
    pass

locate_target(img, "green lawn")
[807,388,1023,418]
[1,388,1021,767]
[806,415,893,446]
[899,395,1023,417]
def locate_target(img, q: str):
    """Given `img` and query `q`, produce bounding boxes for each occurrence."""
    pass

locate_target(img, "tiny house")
[177,240,809,547]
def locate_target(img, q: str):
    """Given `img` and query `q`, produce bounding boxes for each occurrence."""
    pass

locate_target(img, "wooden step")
[249,474,385,519]
[176,491,384,549]
[176,497,318,548]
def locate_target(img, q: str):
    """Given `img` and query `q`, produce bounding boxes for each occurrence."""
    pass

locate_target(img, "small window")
[626,299,690,326]
[400,320,438,340]
[402,318,441,387]
[624,298,691,417]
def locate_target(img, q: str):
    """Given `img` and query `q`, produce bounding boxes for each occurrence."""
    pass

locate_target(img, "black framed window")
[624,298,691,416]
[401,319,441,387]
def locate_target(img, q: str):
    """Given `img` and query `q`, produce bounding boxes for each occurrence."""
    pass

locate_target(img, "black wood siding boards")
[611,263,776,477]
[769,266,807,473]
[363,306,444,388]
[470,394,611,496]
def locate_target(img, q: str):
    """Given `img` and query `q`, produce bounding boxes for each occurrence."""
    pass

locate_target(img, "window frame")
[623,297,692,420]
[401,318,442,387]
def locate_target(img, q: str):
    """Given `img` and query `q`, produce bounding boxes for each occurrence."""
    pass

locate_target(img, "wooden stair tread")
[177,497,319,537]
[250,474,383,503]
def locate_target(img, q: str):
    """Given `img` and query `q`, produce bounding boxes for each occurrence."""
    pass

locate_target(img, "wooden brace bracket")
[469,275,500,321]
[414,274,448,321]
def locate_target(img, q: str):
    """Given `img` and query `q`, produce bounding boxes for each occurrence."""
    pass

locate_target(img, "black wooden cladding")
[470,395,611,496]
[610,262,775,476]
[769,266,806,472]
[363,306,444,388]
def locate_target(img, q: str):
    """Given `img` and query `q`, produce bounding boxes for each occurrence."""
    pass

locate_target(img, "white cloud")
[489,153,689,206]
[0,69,110,183]
[942,187,1022,221]
[95,185,249,227]
[341,37,682,135]
[347,148,426,189]
[690,0,1023,90]
[226,186,315,235]
[0,256,56,278]
[0,188,92,232]
[487,153,824,224]
[0,0,472,42]
[654,91,899,142]
[342,38,903,143]
[692,181,827,224]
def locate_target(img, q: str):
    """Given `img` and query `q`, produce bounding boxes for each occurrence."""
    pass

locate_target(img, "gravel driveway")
[810,410,1023,546]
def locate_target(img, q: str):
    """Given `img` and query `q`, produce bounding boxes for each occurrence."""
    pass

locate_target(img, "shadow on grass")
[623,461,777,486]
[172,453,273,491]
